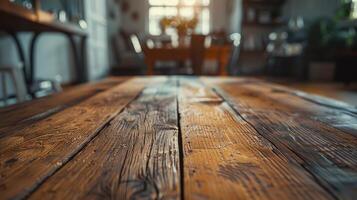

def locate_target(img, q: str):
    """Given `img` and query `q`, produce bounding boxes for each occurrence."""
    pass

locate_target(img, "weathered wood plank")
[214,78,357,137]
[179,77,333,200]
[203,77,357,200]
[0,77,157,200]
[287,88,357,115]
[257,81,357,136]
[0,77,131,132]
[29,78,180,200]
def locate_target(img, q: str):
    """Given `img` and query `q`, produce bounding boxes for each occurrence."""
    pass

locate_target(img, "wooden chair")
[190,34,206,75]
[0,64,28,105]
[111,33,146,75]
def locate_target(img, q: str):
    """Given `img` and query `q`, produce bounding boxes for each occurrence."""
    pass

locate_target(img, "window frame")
[148,0,211,35]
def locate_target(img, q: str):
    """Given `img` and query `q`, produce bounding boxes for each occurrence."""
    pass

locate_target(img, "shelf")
[243,0,286,7]
[242,0,285,29]
[0,0,37,21]
[335,49,357,57]
[240,0,285,67]
[243,21,284,27]
[337,19,357,28]
[241,50,266,54]
[0,0,87,36]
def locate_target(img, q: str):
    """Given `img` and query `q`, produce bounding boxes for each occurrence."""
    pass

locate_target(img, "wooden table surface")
[0,76,356,200]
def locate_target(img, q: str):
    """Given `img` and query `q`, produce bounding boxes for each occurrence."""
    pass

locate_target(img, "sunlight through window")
[149,0,210,35]
[352,0,357,18]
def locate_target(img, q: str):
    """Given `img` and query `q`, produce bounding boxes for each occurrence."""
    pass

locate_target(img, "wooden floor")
[0,76,356,200]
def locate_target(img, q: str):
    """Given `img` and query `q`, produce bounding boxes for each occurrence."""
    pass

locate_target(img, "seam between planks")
[176,77,185,200]
[208,84,340,200]
[22,88,145,200]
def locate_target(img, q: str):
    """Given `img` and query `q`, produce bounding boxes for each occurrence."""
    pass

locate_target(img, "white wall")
[107,0,122,66]
[229,0,242,33]
[210,0,228,31]
[0,34,75,83]
[0,33,75,101]
[85,0,110,81]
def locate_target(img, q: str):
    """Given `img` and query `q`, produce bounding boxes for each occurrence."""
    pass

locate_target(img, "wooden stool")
[0,64,28,105]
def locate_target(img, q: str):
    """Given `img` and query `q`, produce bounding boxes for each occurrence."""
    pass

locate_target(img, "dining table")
[143,45,232,76]
[0,76,356,200]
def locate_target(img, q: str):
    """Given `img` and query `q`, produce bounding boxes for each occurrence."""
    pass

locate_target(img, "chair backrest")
[130,34,143,54]
[119,29,134,52]
[0,64,27,105]
[190,34,206,75]
[227,33,241,74]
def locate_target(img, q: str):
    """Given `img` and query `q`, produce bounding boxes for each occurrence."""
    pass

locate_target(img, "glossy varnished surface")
[0,77,356,200]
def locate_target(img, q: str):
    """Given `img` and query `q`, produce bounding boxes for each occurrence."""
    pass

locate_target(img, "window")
[352,0,357,19]
[149,0,210,35]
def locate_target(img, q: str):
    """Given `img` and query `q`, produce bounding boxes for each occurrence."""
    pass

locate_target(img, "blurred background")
[0,0,357,107]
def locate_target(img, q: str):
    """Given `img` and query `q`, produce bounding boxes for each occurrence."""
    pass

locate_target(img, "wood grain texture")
[178,77,333,200]
[0,77,130,132]
[201,78,357,137]
[1,76,356,200]
[257,81,357,137]
[223,78,357,136]
[28,78,180,200]
[202,77,357,200]
[0,77,156,200]
[238,78,356,137]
